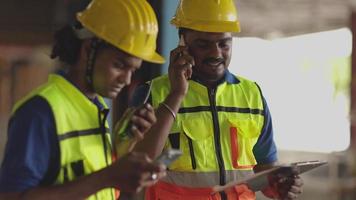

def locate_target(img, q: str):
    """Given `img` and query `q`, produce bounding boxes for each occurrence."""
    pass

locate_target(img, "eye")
[219,41,231,49]
[196,41,209,49]
[113,61,124,69]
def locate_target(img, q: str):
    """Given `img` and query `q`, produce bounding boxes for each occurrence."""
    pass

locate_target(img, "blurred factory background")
[0,0,355,199]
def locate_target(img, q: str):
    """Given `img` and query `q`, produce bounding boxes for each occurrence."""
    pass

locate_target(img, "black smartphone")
[114,83,152,139]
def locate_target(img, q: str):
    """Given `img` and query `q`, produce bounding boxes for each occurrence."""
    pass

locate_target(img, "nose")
[121,69,132,86]
[209,44,223,58]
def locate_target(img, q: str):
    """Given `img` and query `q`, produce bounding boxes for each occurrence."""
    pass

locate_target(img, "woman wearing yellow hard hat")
[0,0,166,199]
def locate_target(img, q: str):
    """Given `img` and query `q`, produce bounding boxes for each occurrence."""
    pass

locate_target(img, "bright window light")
[229,28,351,153]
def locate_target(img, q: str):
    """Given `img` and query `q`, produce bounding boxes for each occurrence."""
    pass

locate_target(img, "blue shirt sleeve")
[253,97,278,165]
[0,96,60,192]
[130,83,152,107]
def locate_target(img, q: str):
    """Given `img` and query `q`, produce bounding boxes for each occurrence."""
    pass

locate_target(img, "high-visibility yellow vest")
[13,74,116,200]
[150,74,264,189]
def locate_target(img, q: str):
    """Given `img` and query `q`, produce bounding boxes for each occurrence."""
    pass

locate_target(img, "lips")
[112,85,124,93]
[206,61,223,67]
[203,57,225,68]
[205,61,225,70]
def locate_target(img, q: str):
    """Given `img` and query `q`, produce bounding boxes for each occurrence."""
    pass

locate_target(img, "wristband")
[160,102,177,120]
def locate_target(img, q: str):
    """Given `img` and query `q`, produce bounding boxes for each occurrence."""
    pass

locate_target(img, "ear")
[79,39,92,62]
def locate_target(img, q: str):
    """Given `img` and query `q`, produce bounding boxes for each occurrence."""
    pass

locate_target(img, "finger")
[135,106,156,124]
[136,171,166,191]
[140,178,159,189]
[135,109,150,122]
[175,54,192,66]
[127,139,138,152]
[131,116,152,132]
[183,54,195,66]
[141,153,154,163]
[170,46,188,61]
[140,171,152,181]
[189,56,195,66]
[156,170,167,178]
[122,107,136,118]
[133,169,159,191]
[286,191,298,199]
[186,65,193,79]
[130,125,144,141]
[144,103,154,112]
[170,46,187,56]
[293,176,304,187]
[289,185,302,194]
[141,167,167,186]
[144,109,157,124]
[183,63,193,79]
[181,51,195,66]
[136,106,147,116]
[134,186,144,194]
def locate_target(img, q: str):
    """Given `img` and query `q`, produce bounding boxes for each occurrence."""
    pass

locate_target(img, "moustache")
[203,57,225,65]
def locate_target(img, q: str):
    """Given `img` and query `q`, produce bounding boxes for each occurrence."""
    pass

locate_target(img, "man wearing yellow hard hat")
[0,0,166,199]
[131,0,304,199]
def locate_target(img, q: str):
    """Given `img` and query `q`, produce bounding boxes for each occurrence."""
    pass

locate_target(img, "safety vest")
[12,75,116,200]
[148,74,265,200]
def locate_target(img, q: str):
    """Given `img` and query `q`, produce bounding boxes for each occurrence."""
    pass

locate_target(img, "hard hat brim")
[171,18,241,33]
[77,15,165,64]
[142,52,166,64]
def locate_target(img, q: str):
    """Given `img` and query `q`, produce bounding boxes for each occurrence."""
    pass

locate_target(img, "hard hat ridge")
[171,0,241,33]
[77,0,165,64]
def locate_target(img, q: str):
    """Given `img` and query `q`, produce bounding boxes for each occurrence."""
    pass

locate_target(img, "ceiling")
[235,0,353,38]
[0,0,354,43]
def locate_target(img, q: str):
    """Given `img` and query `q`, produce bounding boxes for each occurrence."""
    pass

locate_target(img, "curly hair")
[50,24,82,65]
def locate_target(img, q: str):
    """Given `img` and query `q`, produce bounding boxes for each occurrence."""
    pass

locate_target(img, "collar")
[56,70,105,110]
[224,70,240,84]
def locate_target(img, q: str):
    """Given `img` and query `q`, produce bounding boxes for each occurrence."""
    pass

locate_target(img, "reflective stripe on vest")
[13,75,115,200]
[162,170,254,187]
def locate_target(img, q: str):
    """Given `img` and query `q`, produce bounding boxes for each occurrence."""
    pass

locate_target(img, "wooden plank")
[0,58,11,162]
[351,11,356,149]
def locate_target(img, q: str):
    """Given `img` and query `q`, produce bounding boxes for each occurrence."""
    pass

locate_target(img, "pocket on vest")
[228,118,259,169]
[173,118,215,171]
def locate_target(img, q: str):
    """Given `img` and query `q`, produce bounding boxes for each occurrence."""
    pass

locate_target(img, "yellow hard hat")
[171,0,241,33]
[77,0,165,64]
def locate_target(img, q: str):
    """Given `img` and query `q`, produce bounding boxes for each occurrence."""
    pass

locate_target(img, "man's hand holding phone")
[114,103,156,157]
[168,35,194,97]
[128,103,156,140]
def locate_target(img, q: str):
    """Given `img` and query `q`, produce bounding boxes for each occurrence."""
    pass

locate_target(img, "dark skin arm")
[133,46,194,159]
[0,152,166,200]
[132,92,184,158]
[254,163,304,200]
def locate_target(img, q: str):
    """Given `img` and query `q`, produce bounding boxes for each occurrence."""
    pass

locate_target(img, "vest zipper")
[208,88,227,200]
[63,166,69,183]
[98,108,115,200]
[98,109,110,166]
[185,134,197,170]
